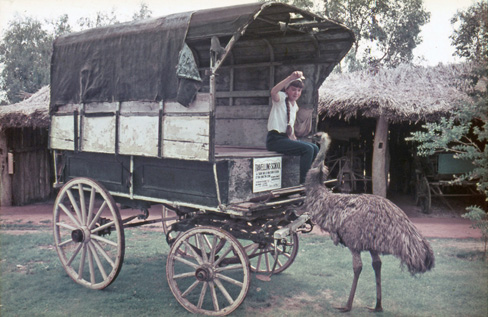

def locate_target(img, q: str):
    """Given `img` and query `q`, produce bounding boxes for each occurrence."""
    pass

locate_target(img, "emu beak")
[312,132,323,143]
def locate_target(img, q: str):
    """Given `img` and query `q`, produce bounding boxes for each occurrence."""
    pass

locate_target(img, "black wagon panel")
[133,157,229,207]
[64,152,131,194]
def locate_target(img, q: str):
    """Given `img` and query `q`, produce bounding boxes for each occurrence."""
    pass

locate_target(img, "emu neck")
[305,139,331,195]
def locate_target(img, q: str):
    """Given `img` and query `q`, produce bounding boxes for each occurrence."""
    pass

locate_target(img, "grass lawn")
[0,227,487,316]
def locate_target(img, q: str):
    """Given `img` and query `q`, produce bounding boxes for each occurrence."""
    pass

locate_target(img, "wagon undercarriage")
[52,176,312,314]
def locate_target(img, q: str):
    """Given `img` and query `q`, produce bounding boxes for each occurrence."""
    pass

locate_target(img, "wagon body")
[49,3,354,315]
[50,2,354,211]
[415,153,480,213]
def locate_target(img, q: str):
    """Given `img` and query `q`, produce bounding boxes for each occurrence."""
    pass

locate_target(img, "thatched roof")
[0,86,50,129]
[319,63,475,123]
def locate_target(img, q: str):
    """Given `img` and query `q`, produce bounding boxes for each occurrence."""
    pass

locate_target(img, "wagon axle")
[71,228,85,243]
[195,265,214,282]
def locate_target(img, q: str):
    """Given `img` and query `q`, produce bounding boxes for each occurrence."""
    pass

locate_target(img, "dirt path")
[0,196,482,239]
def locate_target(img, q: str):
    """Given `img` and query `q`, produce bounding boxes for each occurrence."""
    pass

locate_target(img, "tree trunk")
[372,115,388,197]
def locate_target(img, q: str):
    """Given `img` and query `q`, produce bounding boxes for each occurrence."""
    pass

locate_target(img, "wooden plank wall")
[6,128,52,205]
[50,94,211,161]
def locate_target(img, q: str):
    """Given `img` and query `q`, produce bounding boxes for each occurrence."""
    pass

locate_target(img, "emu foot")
[367,306,383,312]
[334,306,352,312]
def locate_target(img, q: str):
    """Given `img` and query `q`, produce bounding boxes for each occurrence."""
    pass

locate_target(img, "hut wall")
[6,128,52,205]
[0,130,12,206]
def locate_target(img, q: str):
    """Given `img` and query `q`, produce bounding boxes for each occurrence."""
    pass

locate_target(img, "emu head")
[312,132,331,151]
[309,132,331,178]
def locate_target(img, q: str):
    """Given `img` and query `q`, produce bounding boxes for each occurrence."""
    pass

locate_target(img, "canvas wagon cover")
[50,3,265,109]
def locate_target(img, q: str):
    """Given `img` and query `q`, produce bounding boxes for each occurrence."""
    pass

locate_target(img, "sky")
[0,0,479,66]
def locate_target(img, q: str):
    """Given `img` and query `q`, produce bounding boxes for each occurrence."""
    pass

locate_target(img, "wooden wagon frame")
[414,153,481,213]
[49,3,354,315]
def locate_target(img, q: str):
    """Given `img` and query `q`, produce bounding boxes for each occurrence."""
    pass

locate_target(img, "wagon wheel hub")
[71,229,84,243]
[195,265,214,282]
[71,226,91,243]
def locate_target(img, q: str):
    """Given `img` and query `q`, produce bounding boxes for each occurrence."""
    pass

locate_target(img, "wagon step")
[249,179,337,203]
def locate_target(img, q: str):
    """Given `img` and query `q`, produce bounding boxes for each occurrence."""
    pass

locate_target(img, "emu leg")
[337,250,362,312]
[370,251,383,312]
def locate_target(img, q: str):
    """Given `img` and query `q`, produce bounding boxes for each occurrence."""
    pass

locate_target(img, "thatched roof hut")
[0,86,50,130]
[317,63,476,197]
[319,63,474,123]
[0,86,51,206]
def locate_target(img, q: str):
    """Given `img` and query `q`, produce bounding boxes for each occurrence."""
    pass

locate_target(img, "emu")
[304,132,435,312]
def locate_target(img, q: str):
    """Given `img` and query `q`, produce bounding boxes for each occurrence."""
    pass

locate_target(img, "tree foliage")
[450,1,488,65]
[0,16,53,103]
[0,3,153,105]
[269,0,430,70]
[323,0,430,70]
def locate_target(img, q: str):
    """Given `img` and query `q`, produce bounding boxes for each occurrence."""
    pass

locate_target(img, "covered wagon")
[49,2,354,315]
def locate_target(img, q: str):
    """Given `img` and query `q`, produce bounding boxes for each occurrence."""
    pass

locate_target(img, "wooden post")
[0,130,12,206]
[372,115,388,197]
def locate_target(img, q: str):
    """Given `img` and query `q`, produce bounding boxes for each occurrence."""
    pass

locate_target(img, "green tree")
[323,0,430,70]
[0,3,153,104]
[269,0,430,70]
[450,1,487,65]
[0,15,52,103]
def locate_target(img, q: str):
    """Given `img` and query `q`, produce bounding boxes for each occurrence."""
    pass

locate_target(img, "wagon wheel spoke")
[58,238,74,247]
[197,233,209,262]
[53,177,125,290]
[198,282,208,309]
[66,189,83,223]
[174,254,200,269]
[87,187,96,226]
[87,244,96,284]
[88,201,108,230]
[58,203,82,228]
[91,234,118,247]
[167,226,250,316]
[209,281,220,311]
[182,280,201,298]
[242,233,299,274]
[77,245,87,279]
[78,184,87,225]
[66,243,83,266]
[56,222,78,231]
[91,220,116,235]
[88,242,108,280]
[216,272,244,287]
[91,239,116,268]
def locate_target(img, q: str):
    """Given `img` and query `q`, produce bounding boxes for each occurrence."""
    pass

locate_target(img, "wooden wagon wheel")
[415,174,431,214]
[241,233,299,274]
[166,226,251,316]
[53,177,125,290]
